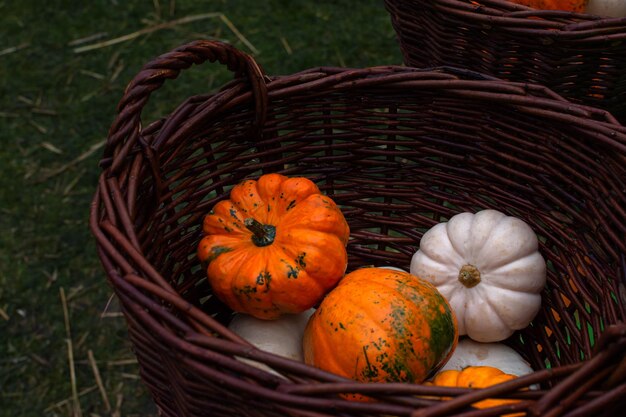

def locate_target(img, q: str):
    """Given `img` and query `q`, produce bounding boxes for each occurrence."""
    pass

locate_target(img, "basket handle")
[103,40,268,175]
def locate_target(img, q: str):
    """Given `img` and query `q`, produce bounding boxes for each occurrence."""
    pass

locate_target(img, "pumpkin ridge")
[471,285,510,333]
[279,194,349,241]
[481,251,545,279]
[306,310,354,378]
[276,232,347,289]
[230,249,264,289]
[468,210,507,264]
[264,246,324,314]
[207,246,257,312]
[421,223,465,267]
[475,218,539,270]
[205,201,248,235]
[197,234,246,263]
[445,219,471,263]
[199,244,233,267]
[485,282,540,302]
[282,193,323,213]
[275,177,321,214]
[230,180,269,223]
[230,250,280,315]
[435,283,460,303]
[206,241,252,265]
[483,287,542,330]
[445,288,469,336]
[482,266,546,293]
[411,252,459,286]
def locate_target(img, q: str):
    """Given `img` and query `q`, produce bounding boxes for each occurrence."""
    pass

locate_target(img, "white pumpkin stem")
[458,264,481,288]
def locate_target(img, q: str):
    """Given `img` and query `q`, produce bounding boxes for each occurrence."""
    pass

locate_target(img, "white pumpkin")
[586,0,626,17]
[440,338,534,377]
[378,266,407,272]
[410,209,546,342]
[228,309,315,374]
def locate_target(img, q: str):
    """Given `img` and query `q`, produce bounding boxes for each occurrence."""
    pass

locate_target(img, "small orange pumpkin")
[426,366,522,413]
[509,0,587,12]
[303,268,458,392]
[197,173,349,319]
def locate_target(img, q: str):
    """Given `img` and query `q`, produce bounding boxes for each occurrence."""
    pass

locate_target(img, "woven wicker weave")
[90,40,626,417]
[384,0,626,124]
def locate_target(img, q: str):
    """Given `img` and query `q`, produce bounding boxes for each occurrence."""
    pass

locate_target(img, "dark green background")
[0,1,401,415]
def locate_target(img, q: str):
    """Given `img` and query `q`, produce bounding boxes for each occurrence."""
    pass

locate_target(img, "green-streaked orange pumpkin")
[302,268,458,391]
[509,0,587,12]
[426,366,522,413]
[197,173,350,320]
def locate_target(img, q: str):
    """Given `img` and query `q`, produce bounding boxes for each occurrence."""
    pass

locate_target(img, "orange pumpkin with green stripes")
[302,268,458,391]
[197,173,350,320]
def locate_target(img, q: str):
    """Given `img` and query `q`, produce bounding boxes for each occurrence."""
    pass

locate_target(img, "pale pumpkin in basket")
[440,338,534,377]
[227,309,315,375]
[410,209,547,343]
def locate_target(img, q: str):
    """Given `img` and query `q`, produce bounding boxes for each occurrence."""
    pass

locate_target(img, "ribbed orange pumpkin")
[509,0,587,12]
[197,173,350,320]
[426,366,522,413]
[303,268,458,390]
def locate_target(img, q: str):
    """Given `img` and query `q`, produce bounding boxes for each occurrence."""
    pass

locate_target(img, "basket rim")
[89,39,626,417]
[385,0,626,39]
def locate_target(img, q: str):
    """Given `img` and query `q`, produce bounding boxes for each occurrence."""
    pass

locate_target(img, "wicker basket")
[383,0,626,124]
[90,40,626,417]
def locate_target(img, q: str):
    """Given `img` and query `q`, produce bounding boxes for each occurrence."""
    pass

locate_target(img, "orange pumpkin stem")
[458,264,481,288]
[244,218,276,247]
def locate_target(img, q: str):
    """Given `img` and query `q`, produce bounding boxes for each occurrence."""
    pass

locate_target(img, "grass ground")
[0,1,402,416]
